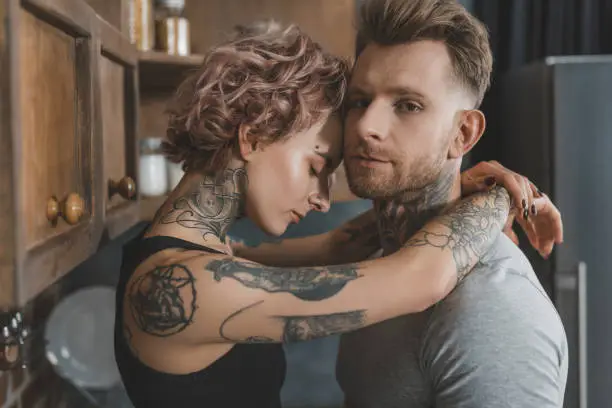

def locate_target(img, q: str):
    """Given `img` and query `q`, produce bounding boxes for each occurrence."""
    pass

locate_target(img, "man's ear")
[448,109,486,159]
[237,124,258,161]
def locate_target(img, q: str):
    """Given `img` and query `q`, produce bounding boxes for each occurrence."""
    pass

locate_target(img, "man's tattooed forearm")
[341,222,380,251]
[159,168,247,241]
[219,299,367,343]
[128,264,197,337]
[404,186,510,280]
[206,258,362,301]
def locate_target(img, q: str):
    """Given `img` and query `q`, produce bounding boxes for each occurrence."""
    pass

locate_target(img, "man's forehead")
[350,40,455,96]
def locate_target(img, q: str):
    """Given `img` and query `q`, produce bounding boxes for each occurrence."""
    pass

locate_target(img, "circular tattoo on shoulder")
[128,264,197,337]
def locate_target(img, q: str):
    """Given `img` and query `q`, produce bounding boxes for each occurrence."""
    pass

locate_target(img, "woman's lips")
[290,211,304,223]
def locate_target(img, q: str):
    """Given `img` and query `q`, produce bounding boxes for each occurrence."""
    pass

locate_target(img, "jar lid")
[140,137,164,154]
[156,0,185,10]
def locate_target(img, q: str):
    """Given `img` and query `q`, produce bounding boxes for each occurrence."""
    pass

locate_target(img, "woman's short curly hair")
[163,24,351,173]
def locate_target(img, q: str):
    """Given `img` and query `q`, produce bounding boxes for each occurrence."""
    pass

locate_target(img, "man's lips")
[350,154,391,166]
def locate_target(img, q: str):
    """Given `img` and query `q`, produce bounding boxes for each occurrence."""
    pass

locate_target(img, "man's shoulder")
[424,233,566,353]
[455,233,550,302]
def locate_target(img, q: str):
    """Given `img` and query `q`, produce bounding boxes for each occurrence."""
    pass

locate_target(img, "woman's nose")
[309,193,330,213]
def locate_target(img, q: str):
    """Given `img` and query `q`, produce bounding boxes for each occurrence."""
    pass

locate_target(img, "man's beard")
[345,153,446,200]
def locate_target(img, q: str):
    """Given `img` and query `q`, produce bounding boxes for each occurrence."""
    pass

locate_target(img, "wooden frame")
[8,0,103,307]
[96,15,140,239]
[0,0,17,308]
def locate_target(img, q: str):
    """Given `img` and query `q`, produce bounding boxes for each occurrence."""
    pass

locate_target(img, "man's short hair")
[356,0,493,107]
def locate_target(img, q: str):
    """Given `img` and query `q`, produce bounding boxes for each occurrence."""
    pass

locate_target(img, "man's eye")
[395,101,422,113]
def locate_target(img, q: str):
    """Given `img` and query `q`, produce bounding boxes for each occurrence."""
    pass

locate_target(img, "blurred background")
[0,0,610,407]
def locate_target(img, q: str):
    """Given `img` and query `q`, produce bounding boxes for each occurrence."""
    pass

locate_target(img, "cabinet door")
[97,16,139,239]
[12,0,102,305]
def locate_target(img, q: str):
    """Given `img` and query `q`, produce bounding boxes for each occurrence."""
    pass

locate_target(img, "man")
[231,3,567,406]
[335,0,568,407]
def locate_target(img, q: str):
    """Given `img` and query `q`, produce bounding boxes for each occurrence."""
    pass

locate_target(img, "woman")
[114,25,560,407]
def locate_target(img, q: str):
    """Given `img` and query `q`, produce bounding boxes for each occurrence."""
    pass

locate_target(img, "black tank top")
[114,235,286,408]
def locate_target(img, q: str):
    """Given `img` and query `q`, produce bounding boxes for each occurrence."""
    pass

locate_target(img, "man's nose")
[356,100,392,142]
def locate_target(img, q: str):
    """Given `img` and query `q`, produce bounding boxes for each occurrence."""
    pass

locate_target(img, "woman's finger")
[519,176,534,223]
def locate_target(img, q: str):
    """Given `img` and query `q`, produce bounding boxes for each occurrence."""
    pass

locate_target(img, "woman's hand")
[461,160,563,259]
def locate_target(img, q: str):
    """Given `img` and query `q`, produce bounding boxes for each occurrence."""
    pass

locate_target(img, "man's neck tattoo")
[375,169,456,254]
[157,168,247,242]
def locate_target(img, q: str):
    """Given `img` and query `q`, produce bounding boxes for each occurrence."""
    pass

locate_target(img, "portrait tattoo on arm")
[404,186,510,280]
[206,258,362,301]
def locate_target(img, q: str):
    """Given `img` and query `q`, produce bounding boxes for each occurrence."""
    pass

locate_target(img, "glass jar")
[166,160,185,191]
[139,138,168,197]
[155,0,190,56]
[128,0,155,51]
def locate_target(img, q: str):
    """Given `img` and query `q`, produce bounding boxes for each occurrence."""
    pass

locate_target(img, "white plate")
[44,286,121,390]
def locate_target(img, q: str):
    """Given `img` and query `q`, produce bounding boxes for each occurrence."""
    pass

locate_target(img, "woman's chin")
[260,221,289,238]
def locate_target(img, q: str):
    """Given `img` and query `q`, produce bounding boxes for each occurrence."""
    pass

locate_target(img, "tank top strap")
[122,235,226,275]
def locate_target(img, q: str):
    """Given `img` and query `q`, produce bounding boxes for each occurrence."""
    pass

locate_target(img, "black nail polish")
[523,209,529,220]
[531,204,537,215]
[522,199,527,209]
[485,176,496,186]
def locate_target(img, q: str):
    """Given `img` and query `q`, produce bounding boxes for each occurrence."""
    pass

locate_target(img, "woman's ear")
[237,124,257,161]
[448,109,486,159]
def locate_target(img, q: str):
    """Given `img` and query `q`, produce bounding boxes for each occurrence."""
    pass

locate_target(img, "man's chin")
[347,180,393,200]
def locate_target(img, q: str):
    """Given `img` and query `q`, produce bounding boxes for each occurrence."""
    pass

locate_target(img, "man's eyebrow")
[348,85,428,101]
[386,86,428,100]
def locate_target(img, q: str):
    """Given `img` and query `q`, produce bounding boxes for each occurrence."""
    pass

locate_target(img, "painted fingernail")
[522,199,527,209]
[485,176,496,186]
[523,209,529,220]
[531,204,537,215]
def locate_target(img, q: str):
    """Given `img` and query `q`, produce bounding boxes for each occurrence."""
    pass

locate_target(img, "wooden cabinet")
[0,0,103,308]
[97,16,139,238]
[0,0,141,309]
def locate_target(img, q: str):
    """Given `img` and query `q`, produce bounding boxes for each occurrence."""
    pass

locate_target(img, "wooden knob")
[108,176,136,200]
[46,193,85,225]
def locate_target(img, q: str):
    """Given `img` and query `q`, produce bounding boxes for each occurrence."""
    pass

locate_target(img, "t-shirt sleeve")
[420,269,568,408]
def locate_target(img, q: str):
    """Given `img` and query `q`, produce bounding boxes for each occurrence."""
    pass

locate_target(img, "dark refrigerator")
[499,56,612,408]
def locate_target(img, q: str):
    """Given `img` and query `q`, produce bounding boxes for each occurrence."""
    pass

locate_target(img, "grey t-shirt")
[337,234,569,408]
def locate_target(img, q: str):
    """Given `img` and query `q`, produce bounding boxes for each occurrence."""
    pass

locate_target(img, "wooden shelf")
[139,51,204,66]
[138,51,204,92]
